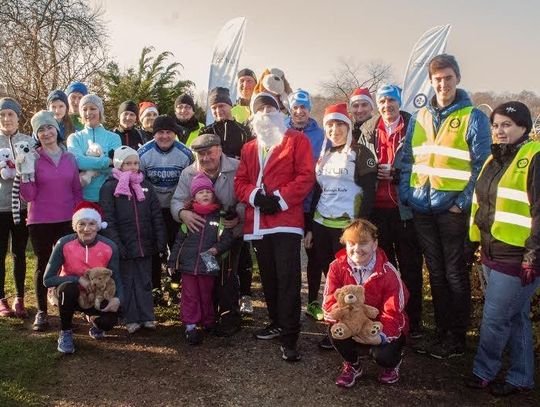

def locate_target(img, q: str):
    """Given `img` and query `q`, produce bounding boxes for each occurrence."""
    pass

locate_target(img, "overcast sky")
[97,0,540,97]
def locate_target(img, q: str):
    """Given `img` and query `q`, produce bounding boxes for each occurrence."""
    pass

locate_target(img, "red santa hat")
[138,101,159,121]
[72,201,108,231]
[323,103,352,128]
[349,88,375,110]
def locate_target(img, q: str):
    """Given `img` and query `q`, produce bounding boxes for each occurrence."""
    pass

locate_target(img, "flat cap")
[191,133,221,152]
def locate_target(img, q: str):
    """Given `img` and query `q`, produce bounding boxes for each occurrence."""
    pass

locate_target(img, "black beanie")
[490,101,532,135]
[152,115,180,136]
[208,87,232,107]
[237,68,256,81]
[175,94,195,109]
[118,100,139,118]
[251,93,280,114]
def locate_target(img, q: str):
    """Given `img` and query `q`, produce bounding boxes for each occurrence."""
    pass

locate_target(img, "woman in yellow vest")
[466,101,540,396]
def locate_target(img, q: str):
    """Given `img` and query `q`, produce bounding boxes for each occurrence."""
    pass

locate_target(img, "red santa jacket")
[322,247,409,340]
[234,129,315,240]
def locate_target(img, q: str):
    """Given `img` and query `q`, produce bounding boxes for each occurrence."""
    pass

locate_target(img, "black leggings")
[28,222,72,312]
[0,211,28,299]
[238,241,253,296]
[57,281,118,331]
[310,222,343,302]
[152,208,179,288]
[329,325,405,368]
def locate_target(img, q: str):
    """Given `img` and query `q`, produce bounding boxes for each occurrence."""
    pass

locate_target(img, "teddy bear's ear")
[103,268,112,277]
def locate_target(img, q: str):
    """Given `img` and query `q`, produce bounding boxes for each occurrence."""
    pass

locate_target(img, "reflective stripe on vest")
[469,141,540,247]
[410,106,473,191]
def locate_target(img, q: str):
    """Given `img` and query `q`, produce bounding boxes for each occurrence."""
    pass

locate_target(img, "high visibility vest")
[410,106,473,191]
[470,141,540,247]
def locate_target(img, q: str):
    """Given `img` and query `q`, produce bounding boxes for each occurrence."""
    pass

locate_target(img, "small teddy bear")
[79,140,103,187]
[13,141,38,182]
[0,148,16,180]
[329,284,383,345]
[78,267,116,311]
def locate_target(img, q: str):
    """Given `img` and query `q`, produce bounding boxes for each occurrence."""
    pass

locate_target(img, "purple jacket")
[20,148,83,225]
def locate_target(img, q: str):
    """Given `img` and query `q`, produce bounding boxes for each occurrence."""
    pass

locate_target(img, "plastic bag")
[200,250,220,273]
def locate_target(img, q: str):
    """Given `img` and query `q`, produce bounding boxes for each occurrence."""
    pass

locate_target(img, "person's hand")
[78,276,92,292]
[377,163,392,180]
[207,247,218,255]
[179,209,205,233]
[254,192,281,214]
[449,205,462,214]
[222,216,239,229]
[521,263,537,286]
[101,297,120,313]
[304,231,313,249]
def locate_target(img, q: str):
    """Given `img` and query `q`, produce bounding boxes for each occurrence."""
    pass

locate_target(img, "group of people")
[0,53,538,395]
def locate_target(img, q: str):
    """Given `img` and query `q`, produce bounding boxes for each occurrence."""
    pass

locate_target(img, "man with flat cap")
[198,87,253,160]
[174,93,204,147]
[170,133,244,336]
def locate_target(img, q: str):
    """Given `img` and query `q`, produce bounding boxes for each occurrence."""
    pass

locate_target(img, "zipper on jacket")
[193,218,207,274]
[130,187,144,257]
[484,162,505,260]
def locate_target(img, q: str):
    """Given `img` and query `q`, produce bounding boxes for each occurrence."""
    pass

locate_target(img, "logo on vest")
[413,93,427,108]
[318,167,349,176]
[517,158,529,169]
[367,158,376,168]
[449,118,461,129]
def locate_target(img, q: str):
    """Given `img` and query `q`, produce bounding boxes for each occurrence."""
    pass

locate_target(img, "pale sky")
[96,0,540,97]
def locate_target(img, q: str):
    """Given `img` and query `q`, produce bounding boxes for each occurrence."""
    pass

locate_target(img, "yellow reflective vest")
[410,106,473,191]
[470,141,540,247]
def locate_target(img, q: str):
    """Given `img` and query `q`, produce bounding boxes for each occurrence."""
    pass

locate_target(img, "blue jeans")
[473,265,540,388]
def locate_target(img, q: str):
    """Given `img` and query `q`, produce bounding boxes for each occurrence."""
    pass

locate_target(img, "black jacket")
[199,119,253,159]
[474,139,540,269]
[167,210,234,276]
[99,177,167,259]
[113,126,147,150]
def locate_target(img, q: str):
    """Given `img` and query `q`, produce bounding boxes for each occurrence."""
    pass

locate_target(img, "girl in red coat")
[322,219,409,387]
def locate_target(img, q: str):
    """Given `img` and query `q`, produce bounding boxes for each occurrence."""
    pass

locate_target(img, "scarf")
[192,202,220,215]
[112,168,145,201]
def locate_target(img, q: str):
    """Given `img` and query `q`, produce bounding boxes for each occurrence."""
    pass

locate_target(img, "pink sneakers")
[0,298,14,317]
[335,361,363,388]
[12,297,27,319]
[379,360,401,384]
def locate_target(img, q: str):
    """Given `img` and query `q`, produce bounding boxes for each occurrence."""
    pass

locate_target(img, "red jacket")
[322,247,409,340]
[234,129,315,240]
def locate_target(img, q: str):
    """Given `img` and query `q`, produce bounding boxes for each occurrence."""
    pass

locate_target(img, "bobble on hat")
[349,88,375,110]
[72,201,107,231]
[190,173,215,197]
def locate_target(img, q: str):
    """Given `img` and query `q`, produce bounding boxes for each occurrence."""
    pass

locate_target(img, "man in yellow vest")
[399,54,491,359]
[231,68,257,124]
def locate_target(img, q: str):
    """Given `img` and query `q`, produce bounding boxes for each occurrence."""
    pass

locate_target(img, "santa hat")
[349,88,375,110]
[72,201,107,231]
[139,101,158,120]
[319,103,353,157]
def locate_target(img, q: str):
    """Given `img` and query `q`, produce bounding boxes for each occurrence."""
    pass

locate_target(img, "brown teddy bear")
[329,284,383,345]
[78,267,116,311]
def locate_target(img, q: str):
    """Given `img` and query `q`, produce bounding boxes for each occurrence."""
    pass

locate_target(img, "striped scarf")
[11,173,21,224]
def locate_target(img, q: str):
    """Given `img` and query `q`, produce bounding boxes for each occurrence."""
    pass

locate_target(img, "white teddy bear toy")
[13,141,38,182]
[79,140,103,187]
[0,148,17,180]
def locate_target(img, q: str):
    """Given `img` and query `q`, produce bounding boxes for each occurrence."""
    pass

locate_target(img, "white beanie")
[113,146,139,169]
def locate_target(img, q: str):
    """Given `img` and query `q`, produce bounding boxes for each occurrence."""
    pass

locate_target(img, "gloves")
[521,263,538,286]
[254,191,281,215]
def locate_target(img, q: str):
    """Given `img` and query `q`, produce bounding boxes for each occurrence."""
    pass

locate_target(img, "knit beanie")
[139,101,159,120]
[47,90,69,109]
[72,201,107,231]
[251,92,280,114]
[288,89,312,111]
[113,146,139,169]
[491,101,533,135]
[350,88,375,110]
[65,81,88,96]
[237,68,257,81]
[190,173,215,197]
[118,100,139,119]
[376,84,402,107]
[0,97,22,117]
[31,110,60,139]
[208,87,232,107]
[174,94,195,110]
[79,94,105,122]
[152,115,179,136]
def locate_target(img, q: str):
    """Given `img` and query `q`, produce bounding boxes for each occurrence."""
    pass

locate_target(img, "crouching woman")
[322,219,409,387]
[44,201,123,354]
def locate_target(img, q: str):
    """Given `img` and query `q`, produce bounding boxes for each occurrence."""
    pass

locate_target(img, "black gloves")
[254,191,282,215]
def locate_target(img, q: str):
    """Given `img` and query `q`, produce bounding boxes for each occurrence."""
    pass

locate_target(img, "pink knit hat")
[190,173,215,197]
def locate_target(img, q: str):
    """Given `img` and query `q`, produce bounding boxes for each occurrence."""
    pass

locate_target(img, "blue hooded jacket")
[399,89,491,214]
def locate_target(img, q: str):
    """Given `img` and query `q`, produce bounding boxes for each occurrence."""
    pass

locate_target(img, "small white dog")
[13,141,38,182]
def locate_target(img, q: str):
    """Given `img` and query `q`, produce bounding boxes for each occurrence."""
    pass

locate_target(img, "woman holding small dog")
[44,201,123,354]
[19,111,82,331]
[322,219,409,387]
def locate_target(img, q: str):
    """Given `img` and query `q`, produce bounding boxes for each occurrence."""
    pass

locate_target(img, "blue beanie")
[0,97,22,117]
[65,81,88,96]
[376,84,402,107]
[288,89,312,111]
[47,90,69,108]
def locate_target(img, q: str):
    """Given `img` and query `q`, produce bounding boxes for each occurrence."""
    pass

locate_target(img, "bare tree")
[0,0,108,127]
[319,58,393,102]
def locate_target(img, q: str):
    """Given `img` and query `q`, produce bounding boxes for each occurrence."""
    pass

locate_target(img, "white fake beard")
[252,111,287,148]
